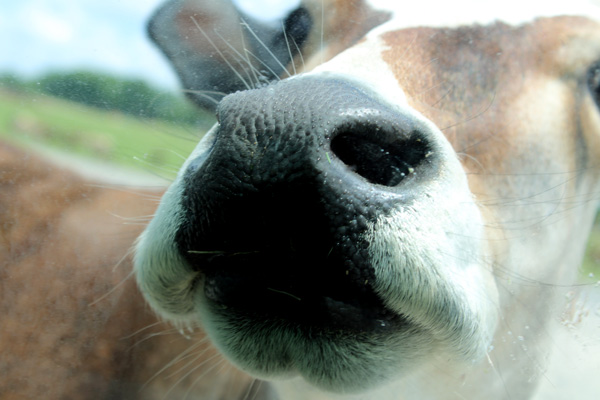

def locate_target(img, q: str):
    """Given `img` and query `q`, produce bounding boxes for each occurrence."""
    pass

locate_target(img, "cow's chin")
[197,297,430,393]
[136,232,498,394]
[178,200,498,394]
[195,256,496,393]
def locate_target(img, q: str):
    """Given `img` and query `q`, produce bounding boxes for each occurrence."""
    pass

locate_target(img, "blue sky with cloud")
[1,0,298,90]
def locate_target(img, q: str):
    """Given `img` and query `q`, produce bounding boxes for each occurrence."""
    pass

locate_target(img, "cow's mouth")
[185,246,405,333]
[177,206,414,391]
[178,175,405,333]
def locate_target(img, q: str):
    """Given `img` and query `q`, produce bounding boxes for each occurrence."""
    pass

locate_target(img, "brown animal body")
[0,143,258,399]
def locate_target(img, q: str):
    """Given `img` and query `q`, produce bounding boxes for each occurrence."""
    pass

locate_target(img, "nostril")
[330,128,431,187]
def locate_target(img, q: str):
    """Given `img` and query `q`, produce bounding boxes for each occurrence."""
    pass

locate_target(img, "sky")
[0,0,298,91]
[7,0,599,92]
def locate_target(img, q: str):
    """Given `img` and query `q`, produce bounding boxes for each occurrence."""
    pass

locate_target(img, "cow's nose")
[175,76,441,329]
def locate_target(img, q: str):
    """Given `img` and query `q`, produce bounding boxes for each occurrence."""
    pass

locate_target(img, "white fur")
[134,125,219,324]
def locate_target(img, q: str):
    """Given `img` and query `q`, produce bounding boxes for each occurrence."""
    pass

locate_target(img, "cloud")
[1,0,178,89]
[234,0,300,21]
[28,5,76,44]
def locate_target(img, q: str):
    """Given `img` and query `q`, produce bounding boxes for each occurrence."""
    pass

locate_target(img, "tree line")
[0,71,213,127]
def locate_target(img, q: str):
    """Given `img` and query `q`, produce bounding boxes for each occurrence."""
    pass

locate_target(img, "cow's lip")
[187,250,405,333]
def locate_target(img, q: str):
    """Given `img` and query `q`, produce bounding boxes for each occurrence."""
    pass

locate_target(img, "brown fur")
[300,0,391,70]
[381,17,600,213]
[0,143,254,399]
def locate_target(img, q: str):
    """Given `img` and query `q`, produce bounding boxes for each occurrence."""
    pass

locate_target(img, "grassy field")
[0,88,211,180]
[582,215,600,280]
[1,88,599,281]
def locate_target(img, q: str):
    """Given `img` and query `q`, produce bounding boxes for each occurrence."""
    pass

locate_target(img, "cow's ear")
[148,0,312,112]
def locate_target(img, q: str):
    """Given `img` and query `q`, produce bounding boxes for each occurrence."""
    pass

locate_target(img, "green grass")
[582,214,600,282]
[0,88,210,179]
[1,88,599,281]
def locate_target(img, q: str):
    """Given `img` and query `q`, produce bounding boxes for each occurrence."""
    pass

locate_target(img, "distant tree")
[39,72,110,109]
[0,74,27,91]
[8,70,215,128]
[114,79,156,118]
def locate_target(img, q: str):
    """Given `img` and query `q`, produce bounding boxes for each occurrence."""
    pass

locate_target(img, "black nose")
[176,77,440,330]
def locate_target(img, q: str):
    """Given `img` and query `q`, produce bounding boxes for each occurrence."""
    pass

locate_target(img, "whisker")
[246,49,282,82]
[416,79,448,97]
[479,174,576,208]
[241,378,258,400]
[89,269,135,306]
[181,89,222,106]
[320,0,324,65]
[401,31,419,61]
[442,90,497,133]
[85,183,164,199]
[429,84,455,108]
[183,358,229,400]
[132,155,180,176]
[163,148,190,162]
[468,167,600,177]
[141,336,210,388]
[241,19,292,78]
[237,20,261,87]
[182,88,227,97]
[120,321,165,340]
[245,379,264,400]
[104,211,154,224]
[113,245,136,272]
[485,346,512,398]
[190,16,252,90]
[162,352,224,400]
[129,328,181,350]
[457,152,486,173]
[290,36,306,71]
[281,20,297,75]
[164,345,214,380]
[214,29,262,88]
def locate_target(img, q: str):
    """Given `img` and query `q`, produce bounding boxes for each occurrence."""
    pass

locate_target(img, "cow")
[135,0,600,398]
[1,0,599,399]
